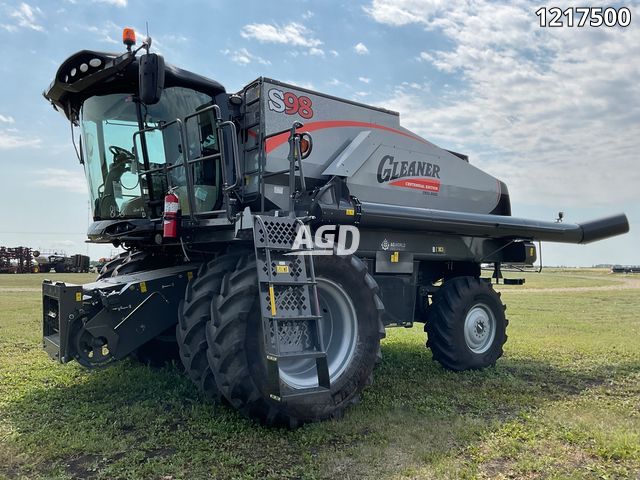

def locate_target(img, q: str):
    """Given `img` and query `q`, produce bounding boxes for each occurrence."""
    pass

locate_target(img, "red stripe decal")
[390,178,441,192]
[265,120,429,154]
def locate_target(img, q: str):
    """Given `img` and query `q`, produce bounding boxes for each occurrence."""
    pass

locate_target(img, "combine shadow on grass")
[2,340,639,480]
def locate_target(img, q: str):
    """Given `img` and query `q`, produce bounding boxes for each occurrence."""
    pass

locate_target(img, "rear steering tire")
[425,276,507,371]
[205,254,385,427]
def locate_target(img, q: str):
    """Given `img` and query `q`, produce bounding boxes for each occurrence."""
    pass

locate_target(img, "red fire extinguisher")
[163,188,180,238]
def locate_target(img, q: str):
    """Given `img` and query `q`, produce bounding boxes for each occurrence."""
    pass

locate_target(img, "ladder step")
[266,314,322,321]
[261,245,315,251]
[260,279,317,286]
[271,351,325,361]
[281,386,331,401]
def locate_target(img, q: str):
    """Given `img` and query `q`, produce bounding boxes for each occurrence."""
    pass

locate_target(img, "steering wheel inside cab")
[98,146,138,219]
[109,145,135,164]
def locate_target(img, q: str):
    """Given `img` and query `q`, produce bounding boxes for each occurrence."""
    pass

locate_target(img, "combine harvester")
[41,30,629,426]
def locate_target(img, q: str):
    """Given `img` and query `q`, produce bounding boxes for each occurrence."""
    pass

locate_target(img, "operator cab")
[44,34,230,231]
[80,88,222,220]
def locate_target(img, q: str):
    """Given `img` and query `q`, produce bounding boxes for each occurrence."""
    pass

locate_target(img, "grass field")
[1,270,639,479]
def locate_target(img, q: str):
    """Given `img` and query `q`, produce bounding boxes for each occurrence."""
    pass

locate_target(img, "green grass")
[489,268,623,290]
[1,271,639,479]
[0,273,97,289]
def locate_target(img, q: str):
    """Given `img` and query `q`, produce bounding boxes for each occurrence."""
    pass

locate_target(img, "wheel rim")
[278,278,358,389]
[463,303,496,354]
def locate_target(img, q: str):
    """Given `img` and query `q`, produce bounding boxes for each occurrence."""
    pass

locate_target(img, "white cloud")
[163,34,189,44]
[33,168,87,194]
[400,80,430,92]
[358,76,371,84]
[241,22,322,48]
[94,0,127,6]
[221,48,271,66]
[369,0,640,208]
[308,47,325,57]
[354,42,369,55]
[363,0,446,26]
[302,10,314,20]
[286,80,314,90]
[0,130,41,149]
[329,49,339,57]
[0,115,15,124]
[86,24,119,44]
[2,3,44,32]
[417,51,434,62]
[354,91,370,97]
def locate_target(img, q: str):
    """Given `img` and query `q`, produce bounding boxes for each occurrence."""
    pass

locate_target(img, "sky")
[0,0,638,266]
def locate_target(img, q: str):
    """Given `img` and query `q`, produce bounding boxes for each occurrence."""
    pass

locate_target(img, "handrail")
[218,120,241,192]
[183,104,241,220]
[132,103,242,223]
[132,118,196,220]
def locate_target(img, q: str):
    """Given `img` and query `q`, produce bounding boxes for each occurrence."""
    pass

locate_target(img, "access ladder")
[253,214,331,402]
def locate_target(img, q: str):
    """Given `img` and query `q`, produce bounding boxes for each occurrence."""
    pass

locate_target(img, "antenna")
[144,21,152,52]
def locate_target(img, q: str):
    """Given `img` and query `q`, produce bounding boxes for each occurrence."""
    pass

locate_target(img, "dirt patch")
[64,453,104,480]
[62,447,174,479]
[144,446,177,460]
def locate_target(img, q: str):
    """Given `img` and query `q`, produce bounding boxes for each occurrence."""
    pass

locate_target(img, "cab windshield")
[80,87,221,220]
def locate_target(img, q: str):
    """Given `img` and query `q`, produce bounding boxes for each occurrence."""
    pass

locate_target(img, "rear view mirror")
[138,53,165,105]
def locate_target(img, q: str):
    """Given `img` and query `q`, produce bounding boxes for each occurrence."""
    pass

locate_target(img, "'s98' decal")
[268,88,314,119]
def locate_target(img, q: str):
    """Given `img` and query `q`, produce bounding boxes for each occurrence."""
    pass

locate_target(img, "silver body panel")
[253,79,501,215]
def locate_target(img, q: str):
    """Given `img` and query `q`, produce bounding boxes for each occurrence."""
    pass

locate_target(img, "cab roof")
[44,49,226,122]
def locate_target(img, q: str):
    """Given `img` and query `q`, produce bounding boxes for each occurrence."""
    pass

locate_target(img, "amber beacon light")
[122,28,136,49]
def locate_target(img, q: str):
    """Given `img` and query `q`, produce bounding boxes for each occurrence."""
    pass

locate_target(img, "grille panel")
[264,285,309,316]
[267,319,315,353]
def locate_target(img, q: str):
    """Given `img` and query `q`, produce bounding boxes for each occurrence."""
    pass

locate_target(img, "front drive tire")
[176,252,245,400]
[206,254,385,427]
[425,276,508,371]
[97,250,179,280]
[131,327,180,367]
